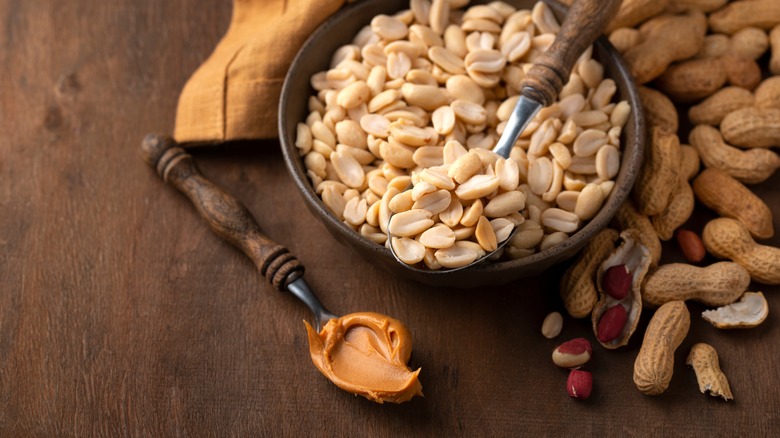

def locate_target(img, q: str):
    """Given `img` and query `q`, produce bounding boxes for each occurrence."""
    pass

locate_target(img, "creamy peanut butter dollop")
[305,312,423,403]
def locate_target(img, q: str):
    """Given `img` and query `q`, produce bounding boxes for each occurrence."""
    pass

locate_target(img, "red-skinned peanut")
[676,229,706,263]
[603,264,631,300]
[597,304,627,343]
[567,369,593,400]
[552,338,593,368]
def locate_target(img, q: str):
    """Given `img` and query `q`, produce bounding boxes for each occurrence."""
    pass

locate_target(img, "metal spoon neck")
[286,276,337,332]
[492,96,542,159]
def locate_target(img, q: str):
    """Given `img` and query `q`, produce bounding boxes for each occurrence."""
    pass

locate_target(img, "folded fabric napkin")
[174,0,347,144]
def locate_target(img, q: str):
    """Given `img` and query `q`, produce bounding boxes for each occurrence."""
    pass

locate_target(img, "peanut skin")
[623,10,707,84]
[642,262,751,307]
[689,125,780,185]
[560,228,621,319]
[692,168,774,240]
[703,218,780,285]
[633,301,690,396]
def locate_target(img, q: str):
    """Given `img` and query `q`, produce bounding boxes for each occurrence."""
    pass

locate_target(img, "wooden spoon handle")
[520,0,621,106]
[140,134,304,291]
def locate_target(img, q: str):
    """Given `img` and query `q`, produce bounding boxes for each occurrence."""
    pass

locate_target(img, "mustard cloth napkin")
[174,0,347,144]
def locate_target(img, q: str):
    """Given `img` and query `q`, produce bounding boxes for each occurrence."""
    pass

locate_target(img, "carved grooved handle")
[140,134,304,291]
[520,0,622,106]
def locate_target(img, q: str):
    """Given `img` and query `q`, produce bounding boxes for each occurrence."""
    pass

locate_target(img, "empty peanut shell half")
[702,292,769,329]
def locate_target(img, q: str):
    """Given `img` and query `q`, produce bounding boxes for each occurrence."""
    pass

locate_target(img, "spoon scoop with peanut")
[388,0,621,272]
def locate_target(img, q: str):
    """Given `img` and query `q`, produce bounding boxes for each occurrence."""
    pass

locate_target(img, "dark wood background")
[1,0,779,435]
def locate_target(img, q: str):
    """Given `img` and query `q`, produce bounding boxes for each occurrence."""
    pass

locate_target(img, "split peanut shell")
[592,229,651,349]
[686,343,733,401]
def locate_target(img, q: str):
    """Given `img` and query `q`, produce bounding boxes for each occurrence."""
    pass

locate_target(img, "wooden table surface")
[2,0,779,435]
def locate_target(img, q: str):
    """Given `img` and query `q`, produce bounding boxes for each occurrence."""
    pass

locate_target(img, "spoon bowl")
[387,96,543,272]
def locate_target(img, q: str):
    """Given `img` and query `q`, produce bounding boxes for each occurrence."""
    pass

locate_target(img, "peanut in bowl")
[279,0,644,288]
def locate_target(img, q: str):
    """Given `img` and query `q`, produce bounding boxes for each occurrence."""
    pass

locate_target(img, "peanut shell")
[642,262,750,308]
[702,291,769,329]
[614,200,662,267]
[689,125,780,185]
[692,168,774,239]
[703,218,780,285]
[560,228,620,319]
[686,343,733,401]
[592,229,651,349]
[651,157,694,241]
[688,87,754,126]
[633,301,690,396]
[633,127,681,217]
[720,107,780,149]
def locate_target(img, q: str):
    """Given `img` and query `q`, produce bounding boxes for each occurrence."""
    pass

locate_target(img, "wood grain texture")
[0,0,779,435]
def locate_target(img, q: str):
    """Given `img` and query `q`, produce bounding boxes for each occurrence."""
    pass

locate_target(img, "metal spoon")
[388,0,622,272]
[140,134,338,332]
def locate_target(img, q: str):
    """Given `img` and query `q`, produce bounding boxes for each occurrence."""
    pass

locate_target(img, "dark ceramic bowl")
[280,0,644,288]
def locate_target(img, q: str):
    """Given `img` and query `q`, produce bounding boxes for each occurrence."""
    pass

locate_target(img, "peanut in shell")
[633,301,690,396]
[592,229,651,349]
[633,127,681,217]
[703,218,780,285]
[560,228,620,319]
[692,168,774,240]
[641,262,750,308]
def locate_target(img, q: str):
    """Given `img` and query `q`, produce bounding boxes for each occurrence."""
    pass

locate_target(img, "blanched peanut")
[455,174,500,200]
[483,191,526,218]
[574,184,604,221]
[435,241,480,268]
[297,0,629,267]
[541,208,580,234]
[388,209,434,237]
[573,129,608,157]
[412,189,451,215]
[419,224,456,248]
[391,237,426,264]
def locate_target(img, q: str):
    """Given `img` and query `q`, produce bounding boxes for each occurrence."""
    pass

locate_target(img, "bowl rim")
[279,0,645,279]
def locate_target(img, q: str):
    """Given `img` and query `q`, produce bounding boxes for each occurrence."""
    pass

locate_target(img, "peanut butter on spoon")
[305,312,423,404]
[140,135,421,405]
